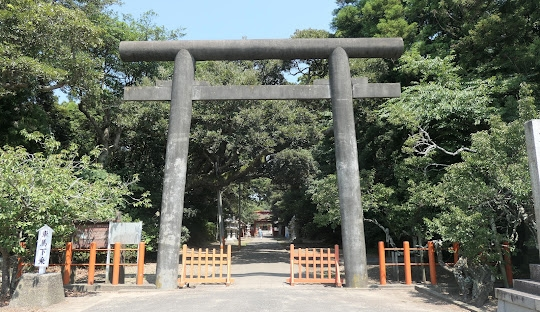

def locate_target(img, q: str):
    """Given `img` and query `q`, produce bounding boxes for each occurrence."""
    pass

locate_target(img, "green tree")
[332,0,416,40]
[306,170,395,239]
[0,0,183,250]
[327,2,540,306]
[0,0,103,146]
[423,85,536,306]
[183,60,323,242]
[0,131,148,295]
[70,10,183,164]
[0,0,103,98]
[0,1,183,159]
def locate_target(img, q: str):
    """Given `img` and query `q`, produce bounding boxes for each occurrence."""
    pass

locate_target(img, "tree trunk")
[490,216,509,288]
[9,256,19,296]
[0,246,11,296]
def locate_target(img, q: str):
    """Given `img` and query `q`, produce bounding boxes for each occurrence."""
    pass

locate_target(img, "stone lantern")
[225,217,239,245]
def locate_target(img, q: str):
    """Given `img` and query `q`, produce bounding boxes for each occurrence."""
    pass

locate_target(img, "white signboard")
[34,224,54,274]
[108,222,142,244]
[105,222,143,282]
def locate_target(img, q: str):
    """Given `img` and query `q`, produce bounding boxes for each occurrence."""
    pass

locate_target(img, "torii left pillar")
[329,47,368,287]
[155,49,194,289]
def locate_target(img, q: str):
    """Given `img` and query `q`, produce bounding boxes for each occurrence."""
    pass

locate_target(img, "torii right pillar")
[525,120,540,260]
[329,47,368,287]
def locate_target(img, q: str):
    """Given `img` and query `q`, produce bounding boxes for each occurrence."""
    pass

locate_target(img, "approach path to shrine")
[6,235,471,312]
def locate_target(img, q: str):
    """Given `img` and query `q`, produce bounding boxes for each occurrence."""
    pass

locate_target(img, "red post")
[503,243,513,287]
[428,241,437,285]
[453,242,459,264]
[378,241,386,285]
[403,241,412,285]
[16,242,26,278]
[289,244,295,286]
[334,244,342,287]
[112,242,121,285]
[88,242,97,285]
[16,258,24,278]
[63,242,72,285]
[137,242,145,285]
[226,244,232,286]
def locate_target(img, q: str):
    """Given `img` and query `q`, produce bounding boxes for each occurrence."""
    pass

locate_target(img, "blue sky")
[111,1,337,40]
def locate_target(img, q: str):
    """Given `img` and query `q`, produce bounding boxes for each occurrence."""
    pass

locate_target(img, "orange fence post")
[211,248,216,280]
[136,242,145,285]
[112,242,121,285]
[503,243,513,287]
[428,241,437,285]
[226,244,232,286]
[180,244,187,287]
[403,241,412,285]
[63,242,72,285]
[88,242,97,285]
[453,242,459,264]
[334,244,342,287]
[16,258,24,278]
[16,242,26,278]
[378,241,386,285]
[197,248,202,280]
[289,244,295,286]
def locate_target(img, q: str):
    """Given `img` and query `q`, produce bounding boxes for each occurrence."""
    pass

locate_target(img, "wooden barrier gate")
[287,244,342,287]
[179,244,233,287]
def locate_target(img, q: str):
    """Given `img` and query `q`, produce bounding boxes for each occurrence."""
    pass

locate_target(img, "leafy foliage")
[0,131,148,294]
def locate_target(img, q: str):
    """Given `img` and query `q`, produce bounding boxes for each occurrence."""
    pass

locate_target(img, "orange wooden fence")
[378,241,436,286]
[62,241,146,285]
[287,244,342,287]
[179,244,233,287]
[378,241,513,286]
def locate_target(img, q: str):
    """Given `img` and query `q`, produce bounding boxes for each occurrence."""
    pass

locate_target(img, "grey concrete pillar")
[524,120,540,259]
[155,49,195,289]
[329,47,368,288]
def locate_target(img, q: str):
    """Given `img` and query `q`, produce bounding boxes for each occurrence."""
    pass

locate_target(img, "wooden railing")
[15,242,145,285]
[378,241,434,286]
[179,244,233,287]
[378,241,513,286]
[287,244,342,287]
[62,242,145,285]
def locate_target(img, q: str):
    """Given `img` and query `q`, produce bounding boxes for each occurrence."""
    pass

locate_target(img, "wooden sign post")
[34,224,54,274]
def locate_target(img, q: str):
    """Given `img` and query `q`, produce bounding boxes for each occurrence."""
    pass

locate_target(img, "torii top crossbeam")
[119,38,404,61]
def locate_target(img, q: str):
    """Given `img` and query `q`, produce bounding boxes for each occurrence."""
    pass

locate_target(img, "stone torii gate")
[119,38,404,289]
